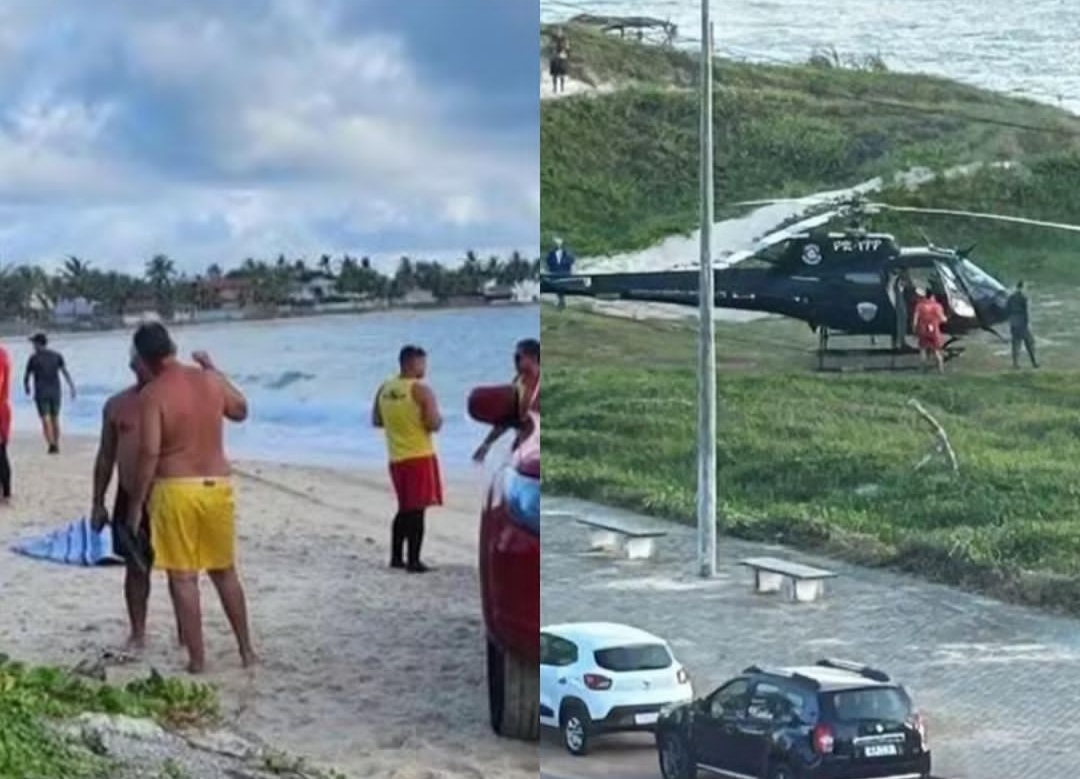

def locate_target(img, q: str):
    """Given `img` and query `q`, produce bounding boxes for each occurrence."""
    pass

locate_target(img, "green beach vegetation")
[0,656,217,778]
[542,23,1080,613]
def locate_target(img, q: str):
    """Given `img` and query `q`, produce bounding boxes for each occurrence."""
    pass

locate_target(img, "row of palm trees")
[0,251,540,320]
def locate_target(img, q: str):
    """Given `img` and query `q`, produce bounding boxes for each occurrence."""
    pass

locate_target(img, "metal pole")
[697,9,717,577]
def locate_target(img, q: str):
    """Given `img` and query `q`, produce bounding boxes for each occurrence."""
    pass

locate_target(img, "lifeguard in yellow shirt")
[372,344,443,573]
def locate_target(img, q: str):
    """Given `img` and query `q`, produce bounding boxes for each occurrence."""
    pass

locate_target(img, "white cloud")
[0,0,538,271]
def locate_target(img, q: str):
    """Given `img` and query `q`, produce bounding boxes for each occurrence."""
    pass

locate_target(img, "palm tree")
[60,256,92,299]
[146,254,177,316]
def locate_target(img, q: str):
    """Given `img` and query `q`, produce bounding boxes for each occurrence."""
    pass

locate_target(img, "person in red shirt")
[912,289,948,374]
[472,338,540,462]
[0,344,11,501]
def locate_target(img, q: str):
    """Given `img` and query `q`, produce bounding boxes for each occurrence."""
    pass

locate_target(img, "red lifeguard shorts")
[918,331,944,351]
[389,455,444,512]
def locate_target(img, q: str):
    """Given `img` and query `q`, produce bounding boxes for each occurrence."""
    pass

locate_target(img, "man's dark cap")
[132,321,176,365]
[29,332,47,346]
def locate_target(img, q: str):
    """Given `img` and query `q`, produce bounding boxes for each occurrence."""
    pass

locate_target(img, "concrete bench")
[740,556,837,603]
[576,517,667,560]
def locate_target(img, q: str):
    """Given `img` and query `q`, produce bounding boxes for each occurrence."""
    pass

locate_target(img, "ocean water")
[543,0,1080,112]
[4,306,539,471]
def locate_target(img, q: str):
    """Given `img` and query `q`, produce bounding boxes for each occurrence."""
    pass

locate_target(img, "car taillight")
[676,668,689,685]
[812,724,835,755]
[503,469,539,535]
[583,673,612,690]
[910,712,928,748]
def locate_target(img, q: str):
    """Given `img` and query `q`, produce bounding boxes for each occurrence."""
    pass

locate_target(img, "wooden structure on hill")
[568,14,677,45]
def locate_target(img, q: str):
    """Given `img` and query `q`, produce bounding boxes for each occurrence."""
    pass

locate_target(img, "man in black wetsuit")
[24,333,76,453]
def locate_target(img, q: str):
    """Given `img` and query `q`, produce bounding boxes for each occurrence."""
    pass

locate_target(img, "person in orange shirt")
[372,345,443,573]
[0,342,11,502]
[912,288,948,374]
[472,338,540,463]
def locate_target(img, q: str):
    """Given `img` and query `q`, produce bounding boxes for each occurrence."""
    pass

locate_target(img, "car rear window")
[594,643,672,672]
[823,687,913,722]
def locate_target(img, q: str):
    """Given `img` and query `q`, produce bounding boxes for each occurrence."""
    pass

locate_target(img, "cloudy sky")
[0,0,538,275]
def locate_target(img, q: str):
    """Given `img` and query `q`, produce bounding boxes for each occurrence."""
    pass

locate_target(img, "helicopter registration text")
[833,238,883,252]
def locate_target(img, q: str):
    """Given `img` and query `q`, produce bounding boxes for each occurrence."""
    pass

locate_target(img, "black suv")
[655,659,930,779]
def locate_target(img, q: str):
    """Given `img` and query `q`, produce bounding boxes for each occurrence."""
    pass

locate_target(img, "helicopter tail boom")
[540,268,814,318]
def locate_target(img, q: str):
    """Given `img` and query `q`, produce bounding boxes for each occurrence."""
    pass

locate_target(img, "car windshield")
[504,468,539,535]
[957,258,1007,297]
[823,687,913,723]
[594,643,673,672]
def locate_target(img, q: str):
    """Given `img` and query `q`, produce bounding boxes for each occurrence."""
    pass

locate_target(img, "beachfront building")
[287,271,338,304]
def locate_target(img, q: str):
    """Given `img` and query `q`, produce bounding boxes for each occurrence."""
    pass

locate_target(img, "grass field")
[541,23,1080,612]
[543,303,1080,613]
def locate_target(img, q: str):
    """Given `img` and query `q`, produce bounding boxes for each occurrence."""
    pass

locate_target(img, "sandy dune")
[0,434,536,779]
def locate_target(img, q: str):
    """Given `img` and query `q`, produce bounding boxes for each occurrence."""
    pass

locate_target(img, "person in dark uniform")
[1007,280,1038,368]
[544,237,576,309]
[549,27,569,93]
[23,332,76,453]
[90,347,183,651]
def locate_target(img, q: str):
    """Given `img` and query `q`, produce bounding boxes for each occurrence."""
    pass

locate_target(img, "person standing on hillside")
[372,345,443,574]
[912,288,947,374]
[126,323,256,673]
[91,348,185,651]
[0,342,12,503]
[544,237,575,309]
[1007,280,1039,369]
[549,27,569,94]
[24,333,76,454]
[473,338,540,463]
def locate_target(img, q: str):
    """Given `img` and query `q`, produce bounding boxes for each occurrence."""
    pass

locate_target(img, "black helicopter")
[540,196,1080,366]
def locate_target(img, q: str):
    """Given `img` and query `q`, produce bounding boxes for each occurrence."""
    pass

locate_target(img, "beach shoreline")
[0,298,539,339]
[0,434,535,778]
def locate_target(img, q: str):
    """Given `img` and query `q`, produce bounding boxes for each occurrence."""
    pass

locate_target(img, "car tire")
[657,732,695,779]
[768,763,795,779]
[486,639,539,740]
[559,702,592,756]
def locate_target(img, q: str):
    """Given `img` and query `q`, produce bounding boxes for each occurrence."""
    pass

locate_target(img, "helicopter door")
[932,261,976,320]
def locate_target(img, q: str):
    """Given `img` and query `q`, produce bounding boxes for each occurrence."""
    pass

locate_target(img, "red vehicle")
[468,384,540,741]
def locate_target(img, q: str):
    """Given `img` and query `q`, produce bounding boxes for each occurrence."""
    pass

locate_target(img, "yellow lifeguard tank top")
[378,376,434,462]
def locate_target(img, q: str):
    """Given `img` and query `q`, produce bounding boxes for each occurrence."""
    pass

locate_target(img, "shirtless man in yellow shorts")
[125,322,256,673]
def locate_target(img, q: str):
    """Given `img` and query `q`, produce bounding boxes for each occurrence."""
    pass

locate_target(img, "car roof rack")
[742,665,824,690]
[815,658,891,683]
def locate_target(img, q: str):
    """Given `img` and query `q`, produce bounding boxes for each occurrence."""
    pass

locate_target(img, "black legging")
[0,441,11,498]
[391,509,426,566]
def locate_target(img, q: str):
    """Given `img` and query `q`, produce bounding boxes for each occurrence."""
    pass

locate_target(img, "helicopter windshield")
[957,259,1008,298]
[935,263,975,318]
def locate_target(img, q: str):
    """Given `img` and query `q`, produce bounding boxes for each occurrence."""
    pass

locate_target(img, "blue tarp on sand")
[11,518,122,567]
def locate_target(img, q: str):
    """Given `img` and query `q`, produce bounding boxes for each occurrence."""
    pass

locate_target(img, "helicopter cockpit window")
[957,259,1008,298]
[934,262,975,318]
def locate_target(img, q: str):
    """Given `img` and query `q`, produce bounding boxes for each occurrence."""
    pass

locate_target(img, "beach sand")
[0,434,537,779]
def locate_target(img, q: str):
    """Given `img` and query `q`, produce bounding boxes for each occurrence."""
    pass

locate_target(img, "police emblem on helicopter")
[801,243,822,265]
[856,302,878,322]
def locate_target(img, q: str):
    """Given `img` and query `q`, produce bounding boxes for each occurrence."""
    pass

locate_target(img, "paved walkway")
[540,497,1080,779]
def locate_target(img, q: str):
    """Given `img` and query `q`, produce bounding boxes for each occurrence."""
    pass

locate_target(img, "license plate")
[634,712,659,726]
[863,744,899,758]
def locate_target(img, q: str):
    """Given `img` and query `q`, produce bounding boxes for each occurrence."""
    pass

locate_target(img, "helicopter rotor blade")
[869,204,1080,234]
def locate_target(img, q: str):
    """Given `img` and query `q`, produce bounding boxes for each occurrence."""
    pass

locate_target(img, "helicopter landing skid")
[815,329,965,372]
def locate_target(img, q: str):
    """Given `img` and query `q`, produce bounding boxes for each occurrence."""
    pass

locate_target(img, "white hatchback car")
[539,622,694,756]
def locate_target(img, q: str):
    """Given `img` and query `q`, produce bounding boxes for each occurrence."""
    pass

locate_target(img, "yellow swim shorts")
[148,478,236,572]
